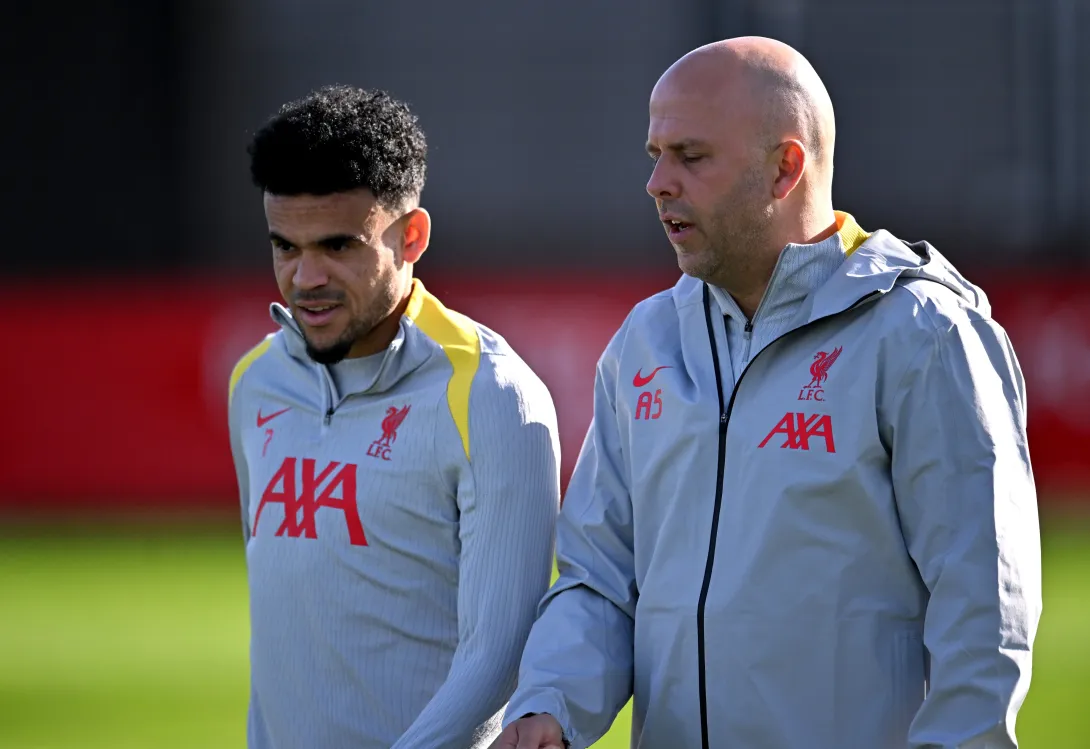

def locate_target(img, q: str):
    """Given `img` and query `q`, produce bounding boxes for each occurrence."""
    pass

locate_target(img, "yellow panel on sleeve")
[228,337,273,405]
[405,280,481,461]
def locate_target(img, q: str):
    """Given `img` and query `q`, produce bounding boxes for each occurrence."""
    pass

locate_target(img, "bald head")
[646,37,840,315]
[653,37,835,175]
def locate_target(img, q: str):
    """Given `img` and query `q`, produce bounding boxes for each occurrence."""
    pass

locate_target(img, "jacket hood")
[809,229,988,319]
[672,216,988,326]
[792,228,990,327]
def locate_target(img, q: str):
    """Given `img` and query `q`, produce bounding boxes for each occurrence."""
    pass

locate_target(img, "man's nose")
[292,249,330,290]
[646,158,680,201]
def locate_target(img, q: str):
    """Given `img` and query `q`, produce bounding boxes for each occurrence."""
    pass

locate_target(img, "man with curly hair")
[228,85,561,749]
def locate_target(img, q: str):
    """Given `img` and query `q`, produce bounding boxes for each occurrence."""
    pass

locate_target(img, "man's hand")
[489,713,568,749]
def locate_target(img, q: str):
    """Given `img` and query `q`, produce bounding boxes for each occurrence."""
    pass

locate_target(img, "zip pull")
[324,408,333,426]
[720,412,728,426]
[744,319,753,335]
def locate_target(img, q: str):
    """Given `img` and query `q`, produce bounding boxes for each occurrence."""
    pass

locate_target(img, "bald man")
[491,37,1040,749]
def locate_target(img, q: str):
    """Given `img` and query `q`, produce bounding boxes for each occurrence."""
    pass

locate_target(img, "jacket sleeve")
[228,383,251,544]
[883,316,1042,748]
[502,336,636,749]
[390,357,561,749]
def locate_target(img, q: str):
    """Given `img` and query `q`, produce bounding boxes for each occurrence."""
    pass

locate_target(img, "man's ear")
[770,139,806,201]
[401,207,431,264]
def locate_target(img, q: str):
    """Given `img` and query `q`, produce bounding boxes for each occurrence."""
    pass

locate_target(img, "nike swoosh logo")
[632,366,672,388]
[256,407,292,428]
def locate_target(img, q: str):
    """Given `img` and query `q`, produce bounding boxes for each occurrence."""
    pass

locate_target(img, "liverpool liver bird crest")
[807,347,843,388]
[378,405,411,447]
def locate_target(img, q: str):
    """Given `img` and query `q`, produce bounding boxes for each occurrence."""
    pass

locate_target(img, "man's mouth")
[662,217,695,239]
[294,302,342,326]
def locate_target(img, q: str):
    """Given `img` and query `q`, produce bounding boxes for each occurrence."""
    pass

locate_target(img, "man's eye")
[272,241,294,252]
[683,154,704,164]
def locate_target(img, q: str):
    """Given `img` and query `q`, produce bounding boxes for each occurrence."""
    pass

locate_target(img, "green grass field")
[1,516,1087,748]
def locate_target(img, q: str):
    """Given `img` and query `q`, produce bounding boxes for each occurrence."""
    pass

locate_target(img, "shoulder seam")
[890,279,989,329]
[228,336,274,405]
[405,282,481,461]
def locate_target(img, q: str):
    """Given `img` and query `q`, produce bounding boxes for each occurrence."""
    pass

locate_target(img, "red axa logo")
[758,412,836,453]
[367,404,411,461]
[799,346,843,402]
[253,457,367,546]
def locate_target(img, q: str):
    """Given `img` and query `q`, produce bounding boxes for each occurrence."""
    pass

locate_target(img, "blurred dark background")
[8,0,1090,276]
[2,3,1089,748]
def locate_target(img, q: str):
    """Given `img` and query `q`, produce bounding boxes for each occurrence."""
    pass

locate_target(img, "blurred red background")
[3,271,1087,511]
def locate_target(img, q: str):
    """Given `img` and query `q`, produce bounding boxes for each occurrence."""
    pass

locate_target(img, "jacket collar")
[270,279,434,398]
[674,213,985,328]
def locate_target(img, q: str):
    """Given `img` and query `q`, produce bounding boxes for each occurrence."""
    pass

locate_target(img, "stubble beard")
[304,323,362,365]
[691,171,775,297]
[303,282,400,365]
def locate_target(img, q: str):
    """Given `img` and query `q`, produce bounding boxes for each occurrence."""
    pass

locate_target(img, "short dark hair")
[248,85,427,207]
